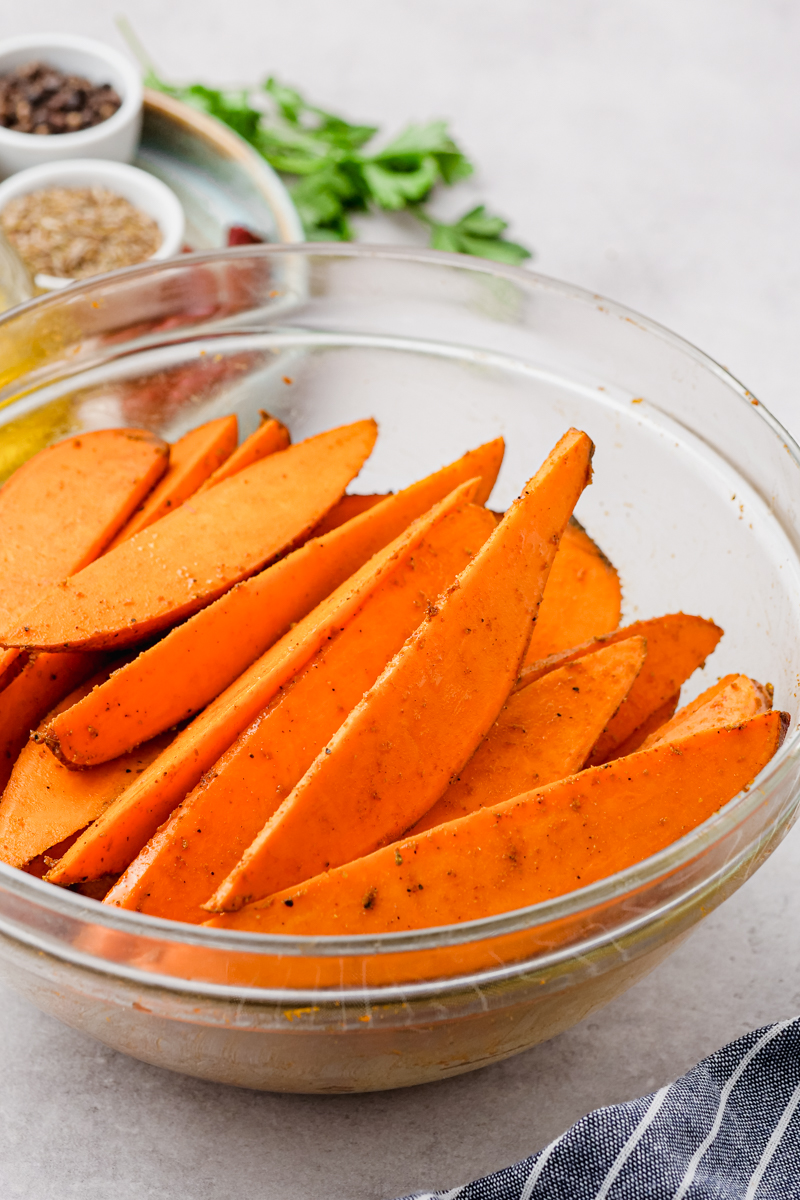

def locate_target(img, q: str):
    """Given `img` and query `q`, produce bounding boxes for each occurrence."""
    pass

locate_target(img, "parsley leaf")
[120,19,532,262]
[420,206,533,266]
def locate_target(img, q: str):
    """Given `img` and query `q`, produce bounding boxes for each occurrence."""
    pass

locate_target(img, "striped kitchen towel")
[400,1016,800,1199]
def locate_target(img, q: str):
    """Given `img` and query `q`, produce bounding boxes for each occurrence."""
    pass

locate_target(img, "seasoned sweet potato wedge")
[0,652,106,793]
[105,501,496,922]
[107,415,238,546]
[409,636,647,835]
[0,732,170,871]
[0,427,169,633]
[311,493,388,537]
[608,692,681,758]
[523,519,621,662]
[3,420,377,651]
[47,480,482,884]
[637,674,772,751]
[0,427,170,686]
[201,429,593,900]
[45,439,504,767]
[517,613,723,765]
[195,412,289,490]
[206,711,788,935]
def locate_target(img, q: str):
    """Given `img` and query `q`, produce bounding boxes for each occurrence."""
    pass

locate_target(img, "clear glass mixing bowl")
[0,244,799,1093]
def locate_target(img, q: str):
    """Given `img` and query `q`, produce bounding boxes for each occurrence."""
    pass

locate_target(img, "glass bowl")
[0,244,799,1094]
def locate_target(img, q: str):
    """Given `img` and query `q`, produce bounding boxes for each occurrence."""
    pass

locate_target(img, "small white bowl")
[0,33,142,179]
[0,158,185,289]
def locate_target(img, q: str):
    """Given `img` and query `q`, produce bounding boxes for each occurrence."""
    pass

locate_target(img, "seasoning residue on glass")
[0,62,122,135]
[1,188,161,281]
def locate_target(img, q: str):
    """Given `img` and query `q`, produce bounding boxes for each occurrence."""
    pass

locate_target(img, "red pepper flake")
[227,225,265,246]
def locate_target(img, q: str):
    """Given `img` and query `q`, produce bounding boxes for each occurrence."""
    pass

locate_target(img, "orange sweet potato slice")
[23,830,87,881]
[207,711,788,935]
[523,519,621,663]
[3,419,377,652]
[311,493,388,537]
[0,428,169,634]
[105,502,496,922]
[0,648,27,693]
[0,651,106,793]
[0,678,171,870]
[306,429,502,543]
[205,429,594,900]
[107,415,238,546]
[608,692,681,758]
[517,613,723,764]
[585,617,723,764]
[636,674,772,751]
[46,479,483,885]
[409,636,647,836]
[45,439,505,766]
[196,412,289,491]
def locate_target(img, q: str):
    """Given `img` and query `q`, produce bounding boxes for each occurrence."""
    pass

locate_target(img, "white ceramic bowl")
[0,33,142,178]
[0,157,185,289]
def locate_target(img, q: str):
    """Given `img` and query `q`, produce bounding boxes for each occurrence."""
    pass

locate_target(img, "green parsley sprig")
[119,20,532,264]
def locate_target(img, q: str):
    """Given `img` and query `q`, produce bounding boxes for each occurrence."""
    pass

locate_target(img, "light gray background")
[2,2,800,1197]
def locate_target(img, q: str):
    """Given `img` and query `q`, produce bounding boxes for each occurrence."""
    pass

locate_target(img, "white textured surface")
[2,3,800,1197]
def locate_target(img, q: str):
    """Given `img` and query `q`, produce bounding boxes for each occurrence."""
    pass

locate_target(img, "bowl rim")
[140,88,304,246]
[0,32,142,148]
[0,242,798,971]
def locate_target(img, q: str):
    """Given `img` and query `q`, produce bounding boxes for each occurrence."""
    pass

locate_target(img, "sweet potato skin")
[410,635,646,834]
[523,519,621,663]
[208,711,788,935]
[105,503,496,922]
[211,429,594,900]
[107,416,238,546]
[4,420,377,652]
[46,481,482,884]
[46,442,505,767]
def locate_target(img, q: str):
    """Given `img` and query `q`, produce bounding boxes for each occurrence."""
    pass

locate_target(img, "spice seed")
[1,187,162,280]
[0,61,121,136]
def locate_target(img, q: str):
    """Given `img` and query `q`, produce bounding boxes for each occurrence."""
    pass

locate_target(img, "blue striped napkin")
[399,1016,800,1199]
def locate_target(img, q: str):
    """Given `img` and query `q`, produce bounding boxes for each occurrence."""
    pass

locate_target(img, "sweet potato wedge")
[311,493,388,537]
[523,519,621,663]
[517,613,723,764]
[196,412,289,490]
[105,502,496,922]
[609,692,681,758]
[4,419,377,652]
[107,415,238,546]
[46,480,484,884]
[409,636,647,835]
[0,652,106,793]
[204,429,593,900]
[0,687,171,871]
[207,711,788,935]
[637,674,772,751]
[0,427,169,633]
[0,648,27,693]
[45,440,505,766]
